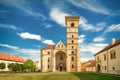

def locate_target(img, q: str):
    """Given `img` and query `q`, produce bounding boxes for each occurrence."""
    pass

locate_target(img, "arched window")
[110,50,116,59]
[72,35,74,38]
[104,54,106,61]
[58,45,60,48]
[48,65,49,68]
[48,51,50,55]
[62,45,63,48]
[48,57,50,62]
[71,51,74,55]
[72,46,74,49]
[72,40,74,44]
[97,56,99,61]
[72,64,74,68]
[60,55,63,61]
[71,56,74,61]
[71,23,74,27]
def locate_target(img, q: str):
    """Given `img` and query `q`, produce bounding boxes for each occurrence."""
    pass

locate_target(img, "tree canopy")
[0,63,6,70]
[24,59,36,71]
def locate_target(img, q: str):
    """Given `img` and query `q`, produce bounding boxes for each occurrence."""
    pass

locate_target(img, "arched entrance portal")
[56,51,66,71]
[97,64,101,73]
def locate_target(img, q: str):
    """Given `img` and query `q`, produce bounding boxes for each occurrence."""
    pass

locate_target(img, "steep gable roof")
[0,52,25,63]
[41,45,55,50]
[94,39,120,56]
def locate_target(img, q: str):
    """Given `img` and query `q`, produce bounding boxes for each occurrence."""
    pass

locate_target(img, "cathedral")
[41,16,81,72]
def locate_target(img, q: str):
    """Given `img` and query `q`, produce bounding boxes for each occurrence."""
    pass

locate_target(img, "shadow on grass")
[72,72,120,80]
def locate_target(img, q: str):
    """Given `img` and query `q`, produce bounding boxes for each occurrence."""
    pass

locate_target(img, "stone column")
[52,52,56,72]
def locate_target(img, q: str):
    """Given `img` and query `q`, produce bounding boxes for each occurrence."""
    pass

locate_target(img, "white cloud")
[79,34,86,43]
[0,44,19,50]
[50,8,69,26]
[45,24,53,28]
[105,24,120,32]
[79,16,104,31]
[0,43,40,61]
[79,43,108,55]
[0,24,17,30]
[70,0,110,15]
[93,36,105,42]
[17,32,55,45]
[42,40,55,45]
[18,32,41,41]
[81,57,94,62]
[79,41,108,62]
[0,0,46,19]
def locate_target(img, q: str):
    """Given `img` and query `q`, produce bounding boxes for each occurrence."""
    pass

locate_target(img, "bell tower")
[65,16,81,72]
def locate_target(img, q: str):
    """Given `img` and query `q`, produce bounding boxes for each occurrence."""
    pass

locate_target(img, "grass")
[0,72,120,80]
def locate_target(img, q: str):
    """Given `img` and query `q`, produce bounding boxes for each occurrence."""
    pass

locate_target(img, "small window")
[71,56,74,61]
[97,56,99,61]
[60,55,63,61]
[71,23,74,27]
[48,52,50,55]
[105,66,106,70]
[72,40,74,44]
[104,54,106,61]
[71,51,74,55]
[48,65,50,68]
[48,57,50,62]
[62,45,63,48]
[72,46,74,49]
[58,45,60,48]
[72,35,74,38]
[113,67,115,70]
[72,64,74,68]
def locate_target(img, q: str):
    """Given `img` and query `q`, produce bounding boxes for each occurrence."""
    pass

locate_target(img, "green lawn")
[0,72,120,80]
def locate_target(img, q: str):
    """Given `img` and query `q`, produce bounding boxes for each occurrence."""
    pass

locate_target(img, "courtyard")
[0,72,120,80]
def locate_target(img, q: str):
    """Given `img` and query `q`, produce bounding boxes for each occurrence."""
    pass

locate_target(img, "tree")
[23,59,36,72]
[8,63,24,73]
[0,63,6,71]
[8,63,15,71]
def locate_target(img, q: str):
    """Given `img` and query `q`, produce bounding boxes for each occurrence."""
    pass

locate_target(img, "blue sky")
[0,0,120,62]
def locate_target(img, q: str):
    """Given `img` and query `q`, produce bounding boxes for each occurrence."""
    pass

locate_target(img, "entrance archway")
[56,51,66,71]
[97,64,101,73]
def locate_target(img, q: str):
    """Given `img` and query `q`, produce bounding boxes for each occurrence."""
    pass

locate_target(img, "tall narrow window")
[60,55,63,61]
[71,56,74,61]
[58,45,60,48]
[97,56,99,62]
[71,51,74,55]
[71,23,74,27]
[110,50,116,59]
[72,35,74,38]
[72,46,74,49]
[48,57,50,62]
[72,64,74,68]
[105,66,106,70]
[104,54,106,61]
[72,40,74,44]
[62,45,63,48]
[48,65,49,68]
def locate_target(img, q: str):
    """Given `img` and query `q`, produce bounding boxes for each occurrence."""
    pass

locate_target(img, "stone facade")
[94,38,120,75]
[41,16,81,72]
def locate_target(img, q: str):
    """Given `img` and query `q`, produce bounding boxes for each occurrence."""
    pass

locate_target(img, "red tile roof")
[41,45,55,50]
[86,60,96,67]
[0,52,25,63]
[94,39,120,56]
[82,60,96,67]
